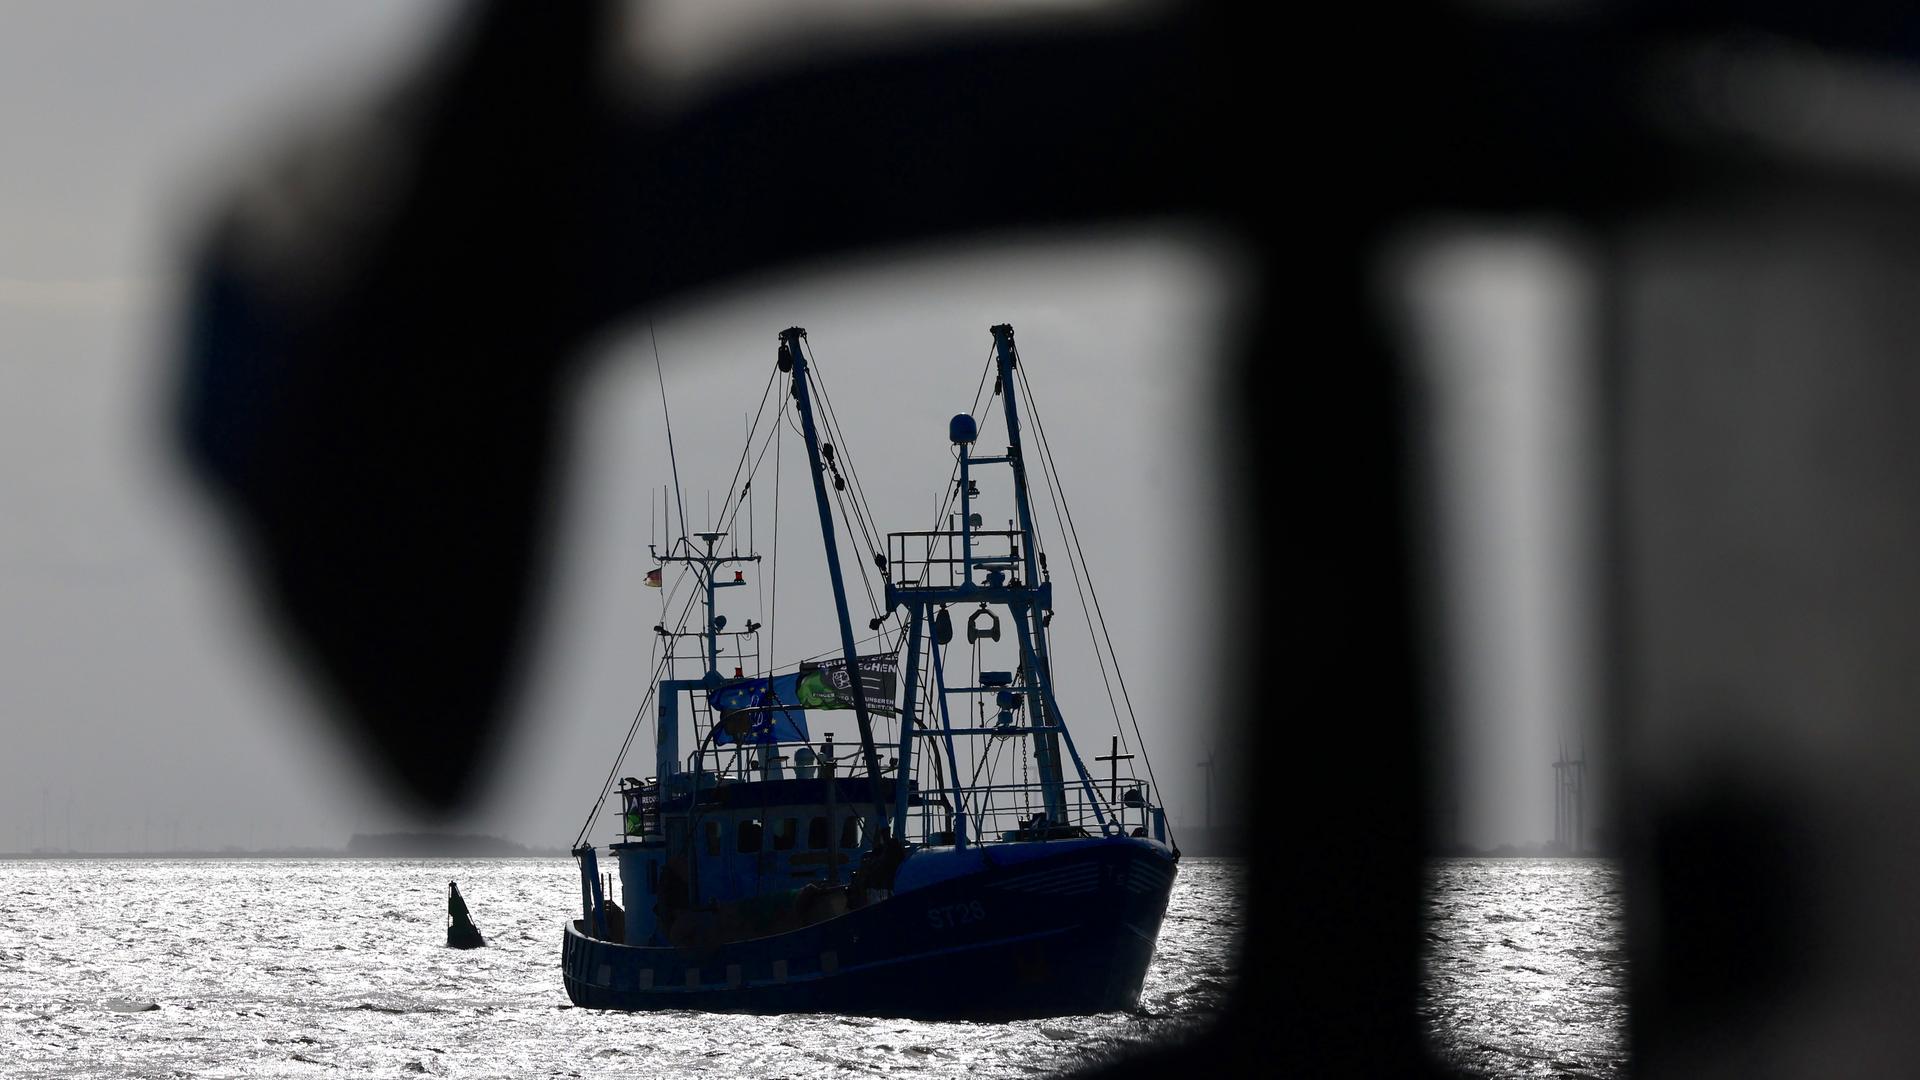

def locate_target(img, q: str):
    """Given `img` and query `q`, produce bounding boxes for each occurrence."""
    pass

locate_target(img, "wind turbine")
[1552,737,1587,855]
[1197,749,1217,831]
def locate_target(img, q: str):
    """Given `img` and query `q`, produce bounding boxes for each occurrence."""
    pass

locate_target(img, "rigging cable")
[806,336,1011,658]
[572,369,778,851]
[931,346,1000,537]
[706,366,781,543]
[799,355,891,633]
[803,346,889,573]
[924,344,1002,587]
[768,378,784,681]
[751,437,762,674]
[712,381,787,548]
[919,346,1000,640]
[796,337,879,542]
[1025,393,1127,758]
[1014,357,1168,837]
[571,573,708,850]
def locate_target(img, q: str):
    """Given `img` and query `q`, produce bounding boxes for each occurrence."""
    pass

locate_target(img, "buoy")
[447,881,486,949]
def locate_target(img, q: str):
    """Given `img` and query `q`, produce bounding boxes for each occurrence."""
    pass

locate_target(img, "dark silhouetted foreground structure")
[177,1,1920,1074]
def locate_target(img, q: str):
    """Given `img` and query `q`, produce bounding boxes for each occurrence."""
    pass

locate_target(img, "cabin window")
[772,817,798,851]
[737,818,763,853]
[841,816,863,849]
[705,820,723,856]
[807,816,828,849]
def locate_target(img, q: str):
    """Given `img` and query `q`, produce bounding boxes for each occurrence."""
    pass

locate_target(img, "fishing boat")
[562,325,1178,1019]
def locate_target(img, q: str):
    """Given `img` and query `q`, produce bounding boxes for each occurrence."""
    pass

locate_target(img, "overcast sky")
[0,1,1588,854]
[0,1,1263,854]
[1395,228,1598,853]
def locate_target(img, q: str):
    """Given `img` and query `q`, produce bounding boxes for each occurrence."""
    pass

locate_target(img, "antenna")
[650,319,689,545]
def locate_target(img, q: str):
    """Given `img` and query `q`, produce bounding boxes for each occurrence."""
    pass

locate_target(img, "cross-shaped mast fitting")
[1096,735,1135,803]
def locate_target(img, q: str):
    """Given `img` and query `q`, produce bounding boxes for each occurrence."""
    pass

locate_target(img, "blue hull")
[562,836,1177,1018]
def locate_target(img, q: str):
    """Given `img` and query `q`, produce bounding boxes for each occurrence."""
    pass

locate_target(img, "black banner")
[796,653,899,716]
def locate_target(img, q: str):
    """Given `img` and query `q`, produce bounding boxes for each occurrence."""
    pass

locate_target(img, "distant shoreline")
[0,831,569,860]
[0,827,1257,861]
[0,850,570,860]
[1167,825,1246,858]
[0,850,1252,861]
[1430,850,1620,860]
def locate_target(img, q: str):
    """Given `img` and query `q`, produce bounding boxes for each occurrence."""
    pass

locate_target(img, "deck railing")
[621,744,1160,847]
[887,529,1023,591]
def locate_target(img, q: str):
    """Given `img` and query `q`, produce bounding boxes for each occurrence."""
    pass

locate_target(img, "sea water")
[1422,858,1628,1078]
[0,857,1238,1079]
[0,856,1625,1077]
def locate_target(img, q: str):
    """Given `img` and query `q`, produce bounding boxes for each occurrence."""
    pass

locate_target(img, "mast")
[883,323,1113,841]
[990,324,1068,824]
[649,532,757,783]
[893,606,925,839]
[779,327,890,829]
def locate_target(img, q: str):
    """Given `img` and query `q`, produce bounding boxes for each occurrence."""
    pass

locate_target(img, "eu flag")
[709,674,809,745]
